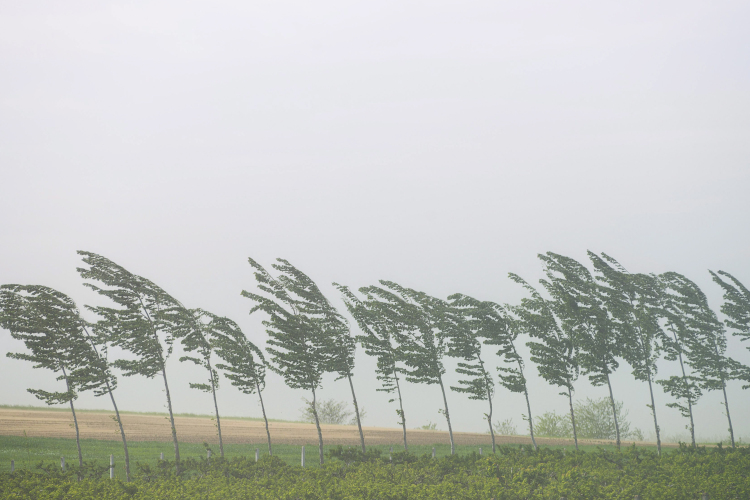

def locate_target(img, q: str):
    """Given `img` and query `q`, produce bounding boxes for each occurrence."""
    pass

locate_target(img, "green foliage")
[0,285,112,404]
[535,398,640,440]
[299,398,365,425]
[3,446,750,500]
[444,294,496,403]
[325,445,382,464]
[493,418,518,436]
[77,251,187,380]
[535,411,570,438]
[419,421,438,430]
[509,273,578,396]
[660,271,740,446]
[242,258,334,392]
[711,270,750,387]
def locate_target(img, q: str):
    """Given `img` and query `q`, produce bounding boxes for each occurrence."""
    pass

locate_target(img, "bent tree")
[508,273,580,450]
[490,301,539,451]
[178,309,226,458]
[539,252,624,449]
[78,251,186,471]
[209,312,272,456]
[375,281,457,455]
[0,285,131,477]
[446,293,498,453]
[243,258,333,465]
[0,285,86,469]
[589,252,664,455]
[263,262,365,453]
[711,271,750,387]
[662,272,739,447]
[657,272,704,447]
[336,283,409,452]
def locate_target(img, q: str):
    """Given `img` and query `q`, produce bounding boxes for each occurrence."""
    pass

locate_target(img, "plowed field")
[0,408,648,448]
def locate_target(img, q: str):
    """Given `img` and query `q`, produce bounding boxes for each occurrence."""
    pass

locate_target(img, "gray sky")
[1,1,749,442]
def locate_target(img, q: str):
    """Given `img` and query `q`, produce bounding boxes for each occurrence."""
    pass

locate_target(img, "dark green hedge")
[2,445,748,499]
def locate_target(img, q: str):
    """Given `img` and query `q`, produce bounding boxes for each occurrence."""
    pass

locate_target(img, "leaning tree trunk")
[605,372,621,450]
[713,342,736,448]
[393,363,408,452]
[646,370,661,455]
[207,363,224,458]
[81,326,131,480]
[310,386,325,465]
[485,385,496,454]
[107,385,130,481]
[62,367,83,469]
[567,386,578,451]
[721,380,735,448]
[256,381,272,456]
[478,354,495,453]
[347,374,365,453]
[516,360,537,451]
[161,365,181,472]
[437,375,455,455]
[673,331,696,447]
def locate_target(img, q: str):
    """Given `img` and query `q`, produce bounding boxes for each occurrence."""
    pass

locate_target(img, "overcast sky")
[1,1,749,443]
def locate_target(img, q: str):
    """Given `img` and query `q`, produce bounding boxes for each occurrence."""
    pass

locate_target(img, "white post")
[110,455,114,479]
[10,460,14,474]
[432,447,435,459]
[160,452,164,461]
[389,446,393,462]
[255,449,259,462]
[61,456,65,472]
[207,449,211,464]
[301,446,305,467]
[479,447,482,455]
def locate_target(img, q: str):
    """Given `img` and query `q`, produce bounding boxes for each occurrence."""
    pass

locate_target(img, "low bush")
[1,445,748,499]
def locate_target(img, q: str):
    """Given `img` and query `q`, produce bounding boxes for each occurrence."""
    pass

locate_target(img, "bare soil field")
[0,408,655,448]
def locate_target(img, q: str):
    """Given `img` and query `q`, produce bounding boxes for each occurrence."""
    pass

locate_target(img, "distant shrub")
[493,418,518,435]
[299,398,366,425]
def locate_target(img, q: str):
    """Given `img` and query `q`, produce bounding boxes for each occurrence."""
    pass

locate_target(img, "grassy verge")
[0,434,654,480]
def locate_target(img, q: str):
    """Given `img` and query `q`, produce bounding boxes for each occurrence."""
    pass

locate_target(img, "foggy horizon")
[1,1,749,444]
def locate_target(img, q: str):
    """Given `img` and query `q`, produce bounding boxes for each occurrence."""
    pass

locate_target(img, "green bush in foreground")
[1,445,749,500]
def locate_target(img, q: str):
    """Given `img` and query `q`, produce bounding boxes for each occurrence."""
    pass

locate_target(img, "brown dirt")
[0,408,661,447]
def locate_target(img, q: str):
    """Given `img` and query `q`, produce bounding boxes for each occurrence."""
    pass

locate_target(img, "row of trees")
[1,250,748,479]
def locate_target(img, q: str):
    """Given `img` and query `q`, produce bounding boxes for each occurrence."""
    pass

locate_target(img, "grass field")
[0,434,647,481]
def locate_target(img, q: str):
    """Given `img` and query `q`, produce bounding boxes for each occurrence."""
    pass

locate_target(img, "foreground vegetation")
[0,435,635,479]
[2,444,749,500]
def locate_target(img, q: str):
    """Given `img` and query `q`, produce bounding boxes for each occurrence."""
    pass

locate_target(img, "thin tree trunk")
[311,386,324,465]
[80,325,130,480]
[161,365,180,472]
[567,386,578,451]
[437,375,455,455]
[208,362,224,458]
[523,386,537,451]
[107,386,130,481]
[485,384,495,454]
[712,341,736,448]
[605,372,621,450]
[721,382,735,448]
[347,374,366,453]
[646,371,661,455]
[673,331,696,447]
[62,367,83,469]
[256,381,272,456]
[517,360,537,451]
[478,353,495,453]
[393,364,408,452]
